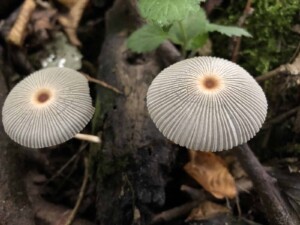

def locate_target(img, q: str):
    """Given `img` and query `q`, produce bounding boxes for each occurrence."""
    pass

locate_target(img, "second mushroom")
[2,67,100,148]
[147,56,268,151]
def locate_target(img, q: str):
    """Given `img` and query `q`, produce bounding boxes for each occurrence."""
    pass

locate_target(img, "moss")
[211,0,300,75]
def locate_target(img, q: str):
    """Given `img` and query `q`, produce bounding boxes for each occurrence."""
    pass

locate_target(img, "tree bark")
[92,0,179,224]
[0,67,35,224]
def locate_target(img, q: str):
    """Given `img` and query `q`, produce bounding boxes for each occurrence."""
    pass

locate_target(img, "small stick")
[236,196,242,218]
[64,157,89,225]
[151,201,199,224]
[256,51,300,82]
[255,66,285,82]
[180,185,205,201]
[74,133,101,143]
[83,73,123,94]
[231,0,252,62]
[46,143,87,184]
[264,106,300,128]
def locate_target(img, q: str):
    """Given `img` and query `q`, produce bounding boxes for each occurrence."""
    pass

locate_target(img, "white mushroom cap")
[147,57,268,151]
[2,67,95,148]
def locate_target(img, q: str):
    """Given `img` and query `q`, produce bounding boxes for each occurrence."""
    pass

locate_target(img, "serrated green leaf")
[127,24,167,53]
[206,23,252,37]
[168,9,207,44]
[138,0,204,26]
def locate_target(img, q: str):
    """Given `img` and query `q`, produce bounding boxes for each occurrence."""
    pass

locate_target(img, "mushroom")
[2,67,99,148]
[146,57,300,225]
[146,56,267,151]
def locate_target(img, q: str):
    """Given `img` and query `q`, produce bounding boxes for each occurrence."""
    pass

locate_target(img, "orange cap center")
[37,92,50,103]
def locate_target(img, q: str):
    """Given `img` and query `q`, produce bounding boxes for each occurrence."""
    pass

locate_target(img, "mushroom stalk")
[236,143,299,225]
[74,133,101,144]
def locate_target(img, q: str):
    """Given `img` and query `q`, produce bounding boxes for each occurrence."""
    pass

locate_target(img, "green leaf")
[206,23,252,37]
[188,33,208,50]
[127,24,167,53]
[168,9,207,44]
[138,0,204,26]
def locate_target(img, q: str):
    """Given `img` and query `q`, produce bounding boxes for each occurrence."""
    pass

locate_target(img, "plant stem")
[178,21,187,58]
[236,143,299,225]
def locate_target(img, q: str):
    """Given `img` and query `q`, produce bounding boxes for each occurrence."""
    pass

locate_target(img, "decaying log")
[93,0,178,224]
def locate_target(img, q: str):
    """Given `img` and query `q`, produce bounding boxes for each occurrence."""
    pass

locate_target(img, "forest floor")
[0,1,300,225]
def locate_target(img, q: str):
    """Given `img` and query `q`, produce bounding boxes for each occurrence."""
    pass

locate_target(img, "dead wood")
[93,0,179,224]
[237,144,300,225]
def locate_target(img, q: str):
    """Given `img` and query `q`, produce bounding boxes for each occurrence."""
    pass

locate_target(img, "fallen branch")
[151,201,199,224]
[236,144,299,225]
[263,106,300,129]
[256,52,300,82]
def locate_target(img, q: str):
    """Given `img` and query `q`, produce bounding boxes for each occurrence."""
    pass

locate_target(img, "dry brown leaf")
[184,150,237,199]
[185,201,230,222]
[58,0,89,46]
[56,0,78,8]
[7,0,37,46]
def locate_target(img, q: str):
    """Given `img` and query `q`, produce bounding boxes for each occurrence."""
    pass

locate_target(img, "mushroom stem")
[74,133,101,144]
[236,143,299,225]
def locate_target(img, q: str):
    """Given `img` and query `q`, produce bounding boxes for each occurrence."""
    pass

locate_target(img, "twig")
[151,185,205,224]
[231,0,252,62]
[236,143,299,225]
[256,52,300,82]
[151,201,199,224]
[180,185,206,201]
[236,196,242,218]
[83,73,123,94]
[264,106,300,128]
[45,143,87,184]
[204,0,223,15]
[256,66,285,82]
[64,157,89,225]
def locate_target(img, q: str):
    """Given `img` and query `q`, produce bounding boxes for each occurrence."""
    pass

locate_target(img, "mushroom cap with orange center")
[2,67,94,148]
[146,57,268,151]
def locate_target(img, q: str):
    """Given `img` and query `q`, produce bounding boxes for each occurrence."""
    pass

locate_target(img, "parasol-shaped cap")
[147,57,268,151]
[2,67,95,148]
